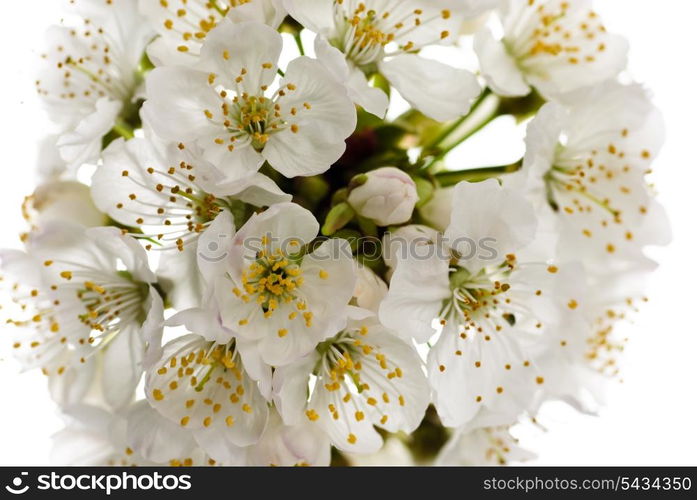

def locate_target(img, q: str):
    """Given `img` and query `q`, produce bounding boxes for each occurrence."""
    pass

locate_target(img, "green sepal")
[322,202,355,236]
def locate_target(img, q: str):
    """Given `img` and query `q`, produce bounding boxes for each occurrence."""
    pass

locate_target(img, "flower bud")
[347,167,418,227]
[418,186,454,232]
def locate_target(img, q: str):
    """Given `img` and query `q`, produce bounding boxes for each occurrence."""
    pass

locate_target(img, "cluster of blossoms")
[1,0,668,466]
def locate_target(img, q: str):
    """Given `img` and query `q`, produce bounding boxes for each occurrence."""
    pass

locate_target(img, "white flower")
[144,324,270,464]
[347,167,418,226]
[474,0,628,97]
[436,425,534,465]
[517,82,670,271]
[285,0,482,120]
[246,408,331,466]
[140,0,287,66]
[1,249,96,407]
[6,223,164,410]
[530,265,651,413]
[273,309,430,454]
[93,137,290,252]
[142,20,357,179]
[380,179,585,427]
[207,202,356,366]
[23,181,107,236]
[36,0,154,168]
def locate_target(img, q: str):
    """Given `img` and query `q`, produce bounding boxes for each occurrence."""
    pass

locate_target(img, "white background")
[0,0,695,465]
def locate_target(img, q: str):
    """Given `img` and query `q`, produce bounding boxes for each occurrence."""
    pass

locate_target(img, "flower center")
[306,326,406,440]
[150,337,257,431]
[120,158,232,252]
[508,3,608,70]
[187,342,241,393]
[544,135,654,253]
[230,94,280,150]
[332,2,452,68]
[204,66,308,153]
[234,238,309,323]
[445,265,517,331]
[49,262,149,348]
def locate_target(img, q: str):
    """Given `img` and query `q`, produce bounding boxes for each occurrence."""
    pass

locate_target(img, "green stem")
[434,160,523,187]
[421,90,501,170]
[423,89,492,151]
[277,68,285,78]
[112,119,135,140]
[294,33,305,56]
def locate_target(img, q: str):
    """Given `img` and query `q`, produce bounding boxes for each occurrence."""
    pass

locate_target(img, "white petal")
[145,35,194,67]
[102,324,144,410]
[263,56,357,177]
[142,287,165,369]
[193,427,248,465]
[139,0,222,63]
[446,179,537,272]
[235,339,274,399]
[85,226,156,283]
[166,307,234,347]
[204,172,292,207]
[436,426,535,465]
[474,28,530,97]
[126,400,198,463]
[142,66,221,141]
[248,410,331,466]
[379,253,451,343]
[198,20,282,92]
[93,137,166,225]
[263,123,348,178]
[31,181,106,229]
[358,323,430,433]
[380,54,481,122]
[48,355,97,408]
[283,0,335,33]
[522,103,566,187]
[227,0,287,28]
[428,323,535,427]
[57,98,122,168]
[157,246,206,310]
[272,353,318,426]
[353,265,388,313]
[51,405,116,465]
[311,381,384,454]
[37,134,69,180]
[314,36,388,118]
[197,210,236,286]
